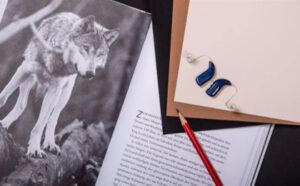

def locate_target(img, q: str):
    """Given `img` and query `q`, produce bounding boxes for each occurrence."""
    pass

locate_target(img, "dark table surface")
[116,0,300,185]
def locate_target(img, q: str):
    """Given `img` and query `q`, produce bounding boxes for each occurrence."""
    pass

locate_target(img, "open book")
[96,26,273,186]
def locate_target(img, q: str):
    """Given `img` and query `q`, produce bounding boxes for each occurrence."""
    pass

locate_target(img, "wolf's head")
[66,15,119,79]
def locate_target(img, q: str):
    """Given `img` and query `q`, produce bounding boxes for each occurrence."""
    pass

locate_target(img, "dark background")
[115,0,300,185]
[0,0,150,145]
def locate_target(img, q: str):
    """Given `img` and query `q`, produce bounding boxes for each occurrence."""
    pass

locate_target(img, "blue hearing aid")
[206,79,232,97]
[195,61,215,86]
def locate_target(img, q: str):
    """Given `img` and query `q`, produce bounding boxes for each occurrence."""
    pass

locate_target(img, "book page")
[0,0,150,185]
[96,26,273,186]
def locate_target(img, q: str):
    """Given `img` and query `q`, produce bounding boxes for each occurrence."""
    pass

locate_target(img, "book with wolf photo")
[0,0,151,185]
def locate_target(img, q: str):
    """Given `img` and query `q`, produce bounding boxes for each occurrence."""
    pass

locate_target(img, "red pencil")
[176,109,223,186]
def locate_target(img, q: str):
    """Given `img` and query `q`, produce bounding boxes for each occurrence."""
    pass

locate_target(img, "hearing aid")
[184,52,215,86]
[185,52,239,111]
[195,61,215,86]
[206,79,239,111]
[206,79,232,97]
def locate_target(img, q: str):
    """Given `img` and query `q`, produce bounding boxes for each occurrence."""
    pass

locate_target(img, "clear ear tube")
[184,51,213,64]
[225,85,239,112]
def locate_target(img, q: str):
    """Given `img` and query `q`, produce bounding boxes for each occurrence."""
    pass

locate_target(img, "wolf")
[0,12,119,158]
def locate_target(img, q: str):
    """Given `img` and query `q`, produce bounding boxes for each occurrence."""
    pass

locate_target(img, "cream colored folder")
[168,0,298,125]
[174,0,300,123]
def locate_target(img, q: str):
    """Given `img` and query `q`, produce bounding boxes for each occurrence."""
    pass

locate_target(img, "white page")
[175,0,300,122]
[96,26,273,186]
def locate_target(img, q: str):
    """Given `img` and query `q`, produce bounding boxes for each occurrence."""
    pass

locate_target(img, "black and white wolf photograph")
[0,0,151,185]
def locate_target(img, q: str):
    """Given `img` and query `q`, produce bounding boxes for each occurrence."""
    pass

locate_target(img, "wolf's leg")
[27,85,63,158]
[0,61,39,108]
[1,76,35,129]
[42,75,76,154]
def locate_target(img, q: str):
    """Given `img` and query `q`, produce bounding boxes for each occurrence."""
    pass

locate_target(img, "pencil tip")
[175,108,180,114]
